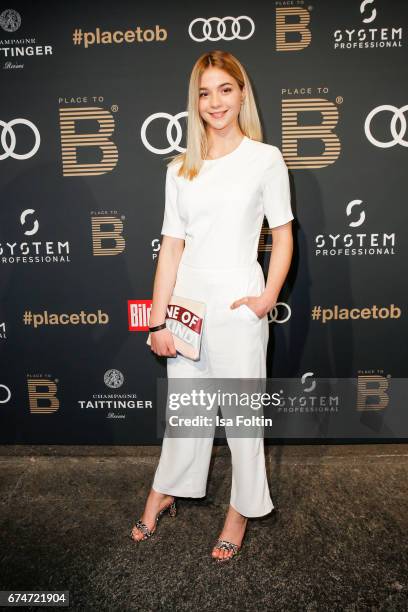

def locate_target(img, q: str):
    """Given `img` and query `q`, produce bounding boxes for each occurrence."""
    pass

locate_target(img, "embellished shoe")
[212,538,241,562]
[129,497,177,542]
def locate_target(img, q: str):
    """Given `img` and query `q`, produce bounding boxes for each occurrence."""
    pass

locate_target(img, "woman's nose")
[209,94,221,108]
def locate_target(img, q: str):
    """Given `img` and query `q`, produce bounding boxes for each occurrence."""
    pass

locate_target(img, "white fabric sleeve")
[261,147,294,228]
[160,165,186,239]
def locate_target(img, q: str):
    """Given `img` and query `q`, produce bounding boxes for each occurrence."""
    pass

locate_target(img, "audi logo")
[0,384,11,404]
[141,112,188,154]
[365,105,408,148]
[188,16,255,42]
[0,118,41,160]
[268,302,291,324]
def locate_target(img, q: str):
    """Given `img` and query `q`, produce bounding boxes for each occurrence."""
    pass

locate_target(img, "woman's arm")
[149,235,185,357]
[260,221,293,311]
[230,220,293,318]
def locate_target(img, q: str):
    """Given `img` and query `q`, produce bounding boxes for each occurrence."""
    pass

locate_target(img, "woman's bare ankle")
[150,488,172,500]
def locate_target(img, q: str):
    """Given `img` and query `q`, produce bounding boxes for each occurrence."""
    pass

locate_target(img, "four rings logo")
[188,16,255,42]
[141,112,188,154]
[0,384,11,403]
[0,119,41,160]
[268,303,291,324]
[365,105,408,148]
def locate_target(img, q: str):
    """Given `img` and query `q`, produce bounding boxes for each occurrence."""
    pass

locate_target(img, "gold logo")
[276,7,311,51]
[59,107,118,176]
[27,378,59,414]
[282,98,341,169]
[91,215,125,255]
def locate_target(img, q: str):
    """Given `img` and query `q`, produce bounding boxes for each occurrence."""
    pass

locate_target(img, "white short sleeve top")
[160,136,294,269]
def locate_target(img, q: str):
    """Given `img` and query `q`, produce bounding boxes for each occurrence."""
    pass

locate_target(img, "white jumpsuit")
[152,135,294,517]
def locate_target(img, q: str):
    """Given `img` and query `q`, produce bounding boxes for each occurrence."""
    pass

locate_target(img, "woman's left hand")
[230,294,276,320]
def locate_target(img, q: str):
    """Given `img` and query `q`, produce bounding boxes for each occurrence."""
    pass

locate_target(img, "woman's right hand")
[149,328,177,357]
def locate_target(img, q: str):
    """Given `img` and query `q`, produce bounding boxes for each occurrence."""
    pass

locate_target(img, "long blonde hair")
[166,50,263,180]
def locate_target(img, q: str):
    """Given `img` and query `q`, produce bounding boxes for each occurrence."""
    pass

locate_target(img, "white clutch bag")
[146,294,206,361]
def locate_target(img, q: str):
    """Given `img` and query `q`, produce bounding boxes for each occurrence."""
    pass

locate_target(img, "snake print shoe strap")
[134,520,154,539]
[214,539,240,553]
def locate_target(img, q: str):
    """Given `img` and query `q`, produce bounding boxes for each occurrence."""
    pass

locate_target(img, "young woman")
[130,50,294,562]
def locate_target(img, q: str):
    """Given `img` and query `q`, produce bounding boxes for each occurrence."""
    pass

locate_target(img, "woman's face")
[198,67,244,132]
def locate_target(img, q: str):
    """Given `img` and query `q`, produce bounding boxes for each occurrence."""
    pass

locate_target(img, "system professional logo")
[90,211,126,256]
[333,0,403,50]
[0,118,40,160]
[301,372,316,393]
[315,200,396,257]
[0,209,71,265]
[0,9,53,70]
[151,237,161,261]
[275,6,311,52]
[276,374,340,416]
[58,103,119,176]
[365,104,408,148]
[128,300,151,331]
[281,94,342,169]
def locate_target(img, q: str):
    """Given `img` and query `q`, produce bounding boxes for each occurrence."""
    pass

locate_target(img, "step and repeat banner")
[0,1,407,443]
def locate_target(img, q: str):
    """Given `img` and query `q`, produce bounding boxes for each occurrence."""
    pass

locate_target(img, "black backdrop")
[0,1,407,443]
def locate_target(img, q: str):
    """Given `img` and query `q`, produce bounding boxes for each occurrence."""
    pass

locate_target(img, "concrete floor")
[0,443,407,611]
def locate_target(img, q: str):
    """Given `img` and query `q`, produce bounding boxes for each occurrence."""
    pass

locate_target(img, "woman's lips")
[210,110,228,119]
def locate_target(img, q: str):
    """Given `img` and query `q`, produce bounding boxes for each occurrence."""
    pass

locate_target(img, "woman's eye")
[199,88,232,97]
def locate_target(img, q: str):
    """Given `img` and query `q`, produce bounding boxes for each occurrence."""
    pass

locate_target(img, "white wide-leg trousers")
[152,260,274,517]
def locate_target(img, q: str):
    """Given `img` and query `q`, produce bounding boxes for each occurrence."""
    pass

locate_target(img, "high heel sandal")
[129,497,177,541]
[212,538,242,562]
